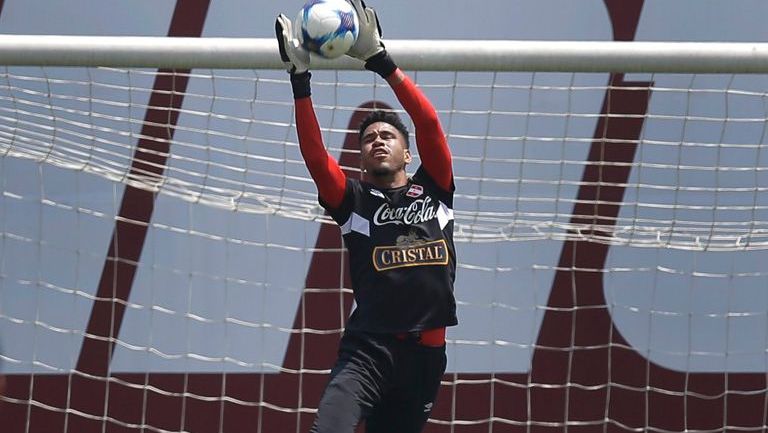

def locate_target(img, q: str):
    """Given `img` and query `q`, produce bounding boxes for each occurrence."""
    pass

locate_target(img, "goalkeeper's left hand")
[346,0,385,62]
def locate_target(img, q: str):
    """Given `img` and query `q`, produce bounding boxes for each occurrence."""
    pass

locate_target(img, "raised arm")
[276,14,346,209]
[347,0,453,191]
[386,70,452,191]
[294,89,347,208]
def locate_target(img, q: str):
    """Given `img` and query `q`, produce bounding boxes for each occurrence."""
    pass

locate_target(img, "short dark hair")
[358,110,410,148]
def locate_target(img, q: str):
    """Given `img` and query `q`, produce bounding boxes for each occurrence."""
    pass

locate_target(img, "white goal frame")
[0,35,767,72]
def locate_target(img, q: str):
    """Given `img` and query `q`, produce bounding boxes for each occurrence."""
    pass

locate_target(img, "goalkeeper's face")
[360,121,412,178]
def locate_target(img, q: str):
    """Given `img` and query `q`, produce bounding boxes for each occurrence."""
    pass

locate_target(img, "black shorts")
[309,330,447,433]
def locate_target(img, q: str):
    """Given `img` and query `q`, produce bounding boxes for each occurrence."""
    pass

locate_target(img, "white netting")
[3,68,768,249]
[1,62,767,433]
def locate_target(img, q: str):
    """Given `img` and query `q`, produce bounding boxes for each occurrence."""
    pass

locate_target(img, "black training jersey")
[321,166,458,334]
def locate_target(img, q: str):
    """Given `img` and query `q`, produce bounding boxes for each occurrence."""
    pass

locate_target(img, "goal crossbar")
[0,34,768,72]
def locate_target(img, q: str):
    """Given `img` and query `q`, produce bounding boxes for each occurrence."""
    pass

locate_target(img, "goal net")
[1,38,767,433]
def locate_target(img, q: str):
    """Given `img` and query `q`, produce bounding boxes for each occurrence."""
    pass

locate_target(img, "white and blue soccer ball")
[295,0,359,59]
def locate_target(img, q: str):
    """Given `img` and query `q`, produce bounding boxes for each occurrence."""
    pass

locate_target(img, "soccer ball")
[295,0,359,59]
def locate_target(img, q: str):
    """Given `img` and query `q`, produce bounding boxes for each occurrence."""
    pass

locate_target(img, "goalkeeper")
[276,1,457,432]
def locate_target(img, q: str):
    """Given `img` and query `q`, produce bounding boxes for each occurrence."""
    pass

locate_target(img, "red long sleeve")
[390,71,453,191]
[294,97,347,209]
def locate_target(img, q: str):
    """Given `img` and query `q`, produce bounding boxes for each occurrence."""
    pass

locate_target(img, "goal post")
[1,36,768,433]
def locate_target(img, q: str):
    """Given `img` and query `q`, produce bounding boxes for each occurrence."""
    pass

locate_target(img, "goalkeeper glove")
[275,14,312,98]
[275,14,310,75]
[347,0,385,61]
[346,1,396,78]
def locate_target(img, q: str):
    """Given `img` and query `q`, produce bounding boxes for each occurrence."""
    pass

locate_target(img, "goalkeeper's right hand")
[275,14,310,75]
[346,0,385,62]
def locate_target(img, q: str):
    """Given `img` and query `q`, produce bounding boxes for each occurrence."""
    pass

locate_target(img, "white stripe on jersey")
[437,201,454,230]
[341,212,371,237]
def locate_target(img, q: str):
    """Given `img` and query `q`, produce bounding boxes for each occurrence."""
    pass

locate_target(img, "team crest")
[406,184,423,198]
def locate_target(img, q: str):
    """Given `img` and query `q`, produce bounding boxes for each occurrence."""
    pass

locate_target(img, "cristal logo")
[372,196,438,226]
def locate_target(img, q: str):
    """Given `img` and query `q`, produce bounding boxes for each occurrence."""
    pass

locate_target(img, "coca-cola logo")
[372,196,438,226]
